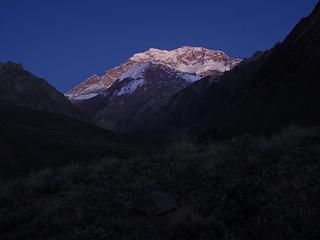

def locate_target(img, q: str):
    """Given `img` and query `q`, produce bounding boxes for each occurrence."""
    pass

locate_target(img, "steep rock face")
[66,46,241,100]
[0,62,81,119]
[153,2,320,138]
[92,63,199,131]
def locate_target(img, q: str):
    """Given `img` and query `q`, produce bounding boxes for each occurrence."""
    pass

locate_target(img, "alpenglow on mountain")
[66,46,241,100]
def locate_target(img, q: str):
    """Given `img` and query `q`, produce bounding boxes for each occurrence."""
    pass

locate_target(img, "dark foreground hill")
[1,125,320,239]
[0,101,136,180]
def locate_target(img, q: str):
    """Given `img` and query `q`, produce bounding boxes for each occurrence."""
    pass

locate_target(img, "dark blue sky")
[0,0,318,92]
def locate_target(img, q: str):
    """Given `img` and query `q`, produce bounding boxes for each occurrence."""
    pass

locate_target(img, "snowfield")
[116,79,145,96]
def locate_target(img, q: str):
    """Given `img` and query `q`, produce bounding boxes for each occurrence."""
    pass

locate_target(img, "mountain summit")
[129,46,240,76]
[66,46,241,100]
[65,47,241,131]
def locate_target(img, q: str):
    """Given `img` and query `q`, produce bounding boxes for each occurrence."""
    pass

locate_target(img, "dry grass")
[1,126,320,239]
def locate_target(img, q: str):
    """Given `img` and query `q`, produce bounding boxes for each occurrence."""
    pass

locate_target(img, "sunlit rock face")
[65,46,241,101]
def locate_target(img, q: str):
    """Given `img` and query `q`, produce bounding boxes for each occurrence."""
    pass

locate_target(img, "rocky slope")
[0,62,81,119]
[92,63,201,130]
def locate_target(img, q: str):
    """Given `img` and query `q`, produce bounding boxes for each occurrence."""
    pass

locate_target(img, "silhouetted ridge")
[0,62,81,119]
[149,2,320,139]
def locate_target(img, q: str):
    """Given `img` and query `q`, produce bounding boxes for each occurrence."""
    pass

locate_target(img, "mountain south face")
[92,63,201,131]
[0,62,81,119]
[66,46,241,100]
[66,46,241,131]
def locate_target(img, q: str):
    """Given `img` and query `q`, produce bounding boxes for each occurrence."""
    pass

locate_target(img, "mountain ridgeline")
[190,1,320,138]
[66,47,241,132]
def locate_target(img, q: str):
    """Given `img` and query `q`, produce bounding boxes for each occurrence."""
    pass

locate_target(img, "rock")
[134,192,177,218]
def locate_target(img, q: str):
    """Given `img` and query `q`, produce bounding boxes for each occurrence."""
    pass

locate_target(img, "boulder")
[134,192,177,218]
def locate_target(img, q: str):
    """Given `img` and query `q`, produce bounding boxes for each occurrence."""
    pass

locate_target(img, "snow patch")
[180,73,202,83]
[82,83,105,92]
[119,63,150,80]
[176,61,231,75]
[116,79,145,96]
[66,93,99,100]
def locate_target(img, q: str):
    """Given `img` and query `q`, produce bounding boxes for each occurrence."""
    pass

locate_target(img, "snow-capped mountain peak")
[129,46,239,75]
[66,46,241,100]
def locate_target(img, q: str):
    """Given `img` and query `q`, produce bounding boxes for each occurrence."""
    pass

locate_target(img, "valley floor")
[1,125,320,240]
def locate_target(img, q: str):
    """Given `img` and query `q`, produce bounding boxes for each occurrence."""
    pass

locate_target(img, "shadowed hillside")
[152,2,320,139]
[0,101,139,180]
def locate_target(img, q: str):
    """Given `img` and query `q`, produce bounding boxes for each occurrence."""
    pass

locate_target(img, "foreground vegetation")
[1,126,320,239]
